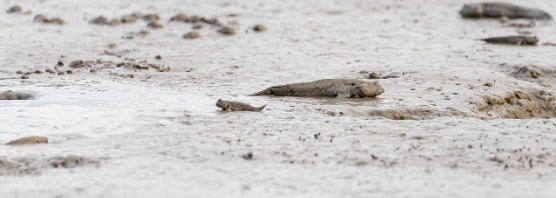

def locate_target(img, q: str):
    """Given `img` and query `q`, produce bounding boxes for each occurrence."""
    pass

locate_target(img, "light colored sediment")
[1,0,556,197]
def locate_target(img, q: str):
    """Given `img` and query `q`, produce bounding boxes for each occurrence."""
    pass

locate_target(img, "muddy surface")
[1,0,556,197]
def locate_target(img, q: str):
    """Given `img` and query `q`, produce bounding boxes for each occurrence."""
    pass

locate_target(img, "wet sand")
[1,0,556,197]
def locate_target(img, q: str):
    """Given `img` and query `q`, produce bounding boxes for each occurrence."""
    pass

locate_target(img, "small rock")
[123,74,134,78]
[147,22,163,29]
[69,60,84,68]
[368,72,379,79]
[6,5,22,13]
[142,14,160,21]
[57,61,64,66]
[242,152,253,160]
[107,43,118,49]
[16,71,24,74]
[57,71,66,75]
[45,69,55,74]
[485,82,493,87]
[50,18,65,25]
[89,16,108,24]
[121,15,136,23]
[253,24,267,32]
[218,27,236,35]
[33,15,50,23]
[20,75,29,79]
[170,14,188,22]
[201,18,219,25]
[108,18,122,26]
[155,55,162,59]
[136,30,150,37]
[183,31,201,39]
[35,70,44,74]
[90,68,98,73]
[192,24,203,29]
[66,70,74,75]
[186,15,201,23]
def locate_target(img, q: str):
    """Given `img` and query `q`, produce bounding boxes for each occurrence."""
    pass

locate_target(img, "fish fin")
[337,92,351,99]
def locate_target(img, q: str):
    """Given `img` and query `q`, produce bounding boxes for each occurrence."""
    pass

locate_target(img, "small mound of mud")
[5,136,48,145]
[318,107,463,120]
[364,108,463,120]
[470,88,556,119]
[500,63,555,87]
[0,155,99,176]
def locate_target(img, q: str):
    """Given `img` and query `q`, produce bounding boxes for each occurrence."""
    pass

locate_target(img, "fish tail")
[250,89,271,96]
[256,104,267,112]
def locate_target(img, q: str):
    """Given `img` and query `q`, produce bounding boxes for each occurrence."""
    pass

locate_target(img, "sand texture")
[1,0,556,197]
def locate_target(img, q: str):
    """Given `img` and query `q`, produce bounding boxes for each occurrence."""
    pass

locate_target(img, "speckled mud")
[1,0,556,198]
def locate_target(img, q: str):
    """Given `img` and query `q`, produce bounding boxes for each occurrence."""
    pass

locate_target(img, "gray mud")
[1,0,556,197]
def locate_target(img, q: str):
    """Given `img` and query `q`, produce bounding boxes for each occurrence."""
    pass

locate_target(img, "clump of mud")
[0,155,99,176]
[6,5,31,14]
[500,63,555,87]
[27,59,171,80]
[89,16,122,26]
[469,88,556,119]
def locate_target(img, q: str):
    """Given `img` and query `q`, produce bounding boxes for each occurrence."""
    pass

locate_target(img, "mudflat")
[1,0,556,197]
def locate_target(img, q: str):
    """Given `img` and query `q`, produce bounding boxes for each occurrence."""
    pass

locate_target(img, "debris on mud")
[361,71,401,79]
[33,14,65,25]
